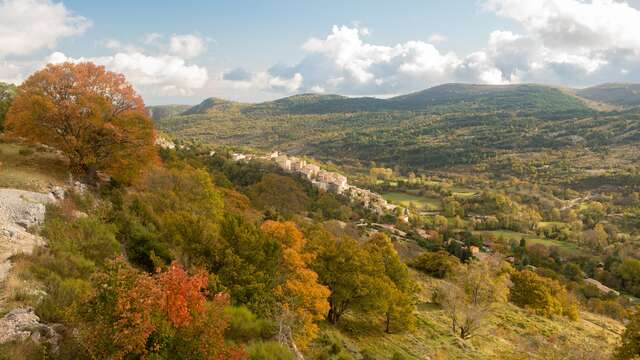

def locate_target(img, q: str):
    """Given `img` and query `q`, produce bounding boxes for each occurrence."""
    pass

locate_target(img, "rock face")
[0,188,57,283]
[0,308,61,349]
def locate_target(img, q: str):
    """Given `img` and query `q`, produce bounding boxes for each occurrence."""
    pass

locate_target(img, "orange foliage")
[5,62,157,183]
[157,262,208,327]
[260,221,330,349]
[84,258,245,359]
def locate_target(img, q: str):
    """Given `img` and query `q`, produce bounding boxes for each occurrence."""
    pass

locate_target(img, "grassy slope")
[0,142,68,192]
[319,271,621,360]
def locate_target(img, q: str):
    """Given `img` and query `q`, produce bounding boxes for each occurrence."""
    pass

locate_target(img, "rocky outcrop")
[0,188,61,283]
[0,308,61,349]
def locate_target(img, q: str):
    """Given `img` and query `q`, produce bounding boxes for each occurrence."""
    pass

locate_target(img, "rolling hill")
[154,83,593,118]
[576,83,640,108]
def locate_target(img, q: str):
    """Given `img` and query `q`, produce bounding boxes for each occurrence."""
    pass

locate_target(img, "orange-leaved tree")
[5,62,157,184]
[260,220,330,352]
[81,258,245,360]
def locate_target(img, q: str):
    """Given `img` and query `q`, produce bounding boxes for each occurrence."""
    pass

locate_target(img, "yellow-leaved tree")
[260,221,330,353]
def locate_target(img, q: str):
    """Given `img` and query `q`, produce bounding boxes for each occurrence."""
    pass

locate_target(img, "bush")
[224,306,276,342]
[247,341,294,360]
[410,250,460,278]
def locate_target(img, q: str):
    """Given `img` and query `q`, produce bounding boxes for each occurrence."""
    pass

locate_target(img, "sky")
[2,0,640,105]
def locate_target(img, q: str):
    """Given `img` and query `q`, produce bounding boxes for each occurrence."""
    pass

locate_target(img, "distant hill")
[154,82,640,170]
[387,83,589,113]
[180,83,591,116]
[576,83,640,107]
[180,97,245,115]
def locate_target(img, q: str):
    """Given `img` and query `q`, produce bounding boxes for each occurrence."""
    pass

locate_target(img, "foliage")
[246,173,310,216]
[365,233,416,333]
[615,309,640,359]
[510,269,579,320]
[410,250,461,279]
[260,220,330,349]
[306,227,385,324]
[5,62,156,183]
[247,341,295,360]
[79,258,245,359]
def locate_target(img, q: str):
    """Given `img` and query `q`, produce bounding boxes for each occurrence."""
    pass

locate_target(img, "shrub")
[225,306,276,342]
[410,250,460,278]
[247,341,294,360]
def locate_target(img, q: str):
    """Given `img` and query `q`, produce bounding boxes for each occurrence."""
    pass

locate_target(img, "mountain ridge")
[159,82,640,117]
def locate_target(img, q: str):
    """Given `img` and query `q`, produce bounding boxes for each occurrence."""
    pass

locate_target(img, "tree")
[0,82,16,131]
[614,309,640,359]
[435,257,510,339]
[5,62,157,183]
[510,269,578,320]
[260,221,330,351]
[246,174,310,216]
[365,233,416,333]
[307,228,383,324]
[410,251,460,279]
[80,258,245,359]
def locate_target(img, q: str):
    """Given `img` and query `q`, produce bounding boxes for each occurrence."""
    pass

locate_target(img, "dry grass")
[0,140,68,192]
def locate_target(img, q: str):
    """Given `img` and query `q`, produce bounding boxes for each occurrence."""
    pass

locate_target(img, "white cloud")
[219,68,303,93]
[48,51,208,96]
[0,0,90,57]
[485,0,640,52]
[169,34,206,59]
[428,34,448,44]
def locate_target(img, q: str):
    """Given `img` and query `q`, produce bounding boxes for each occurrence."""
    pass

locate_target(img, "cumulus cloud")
[169,34,206,59]
[222,25,462,95]
[0,0,90,57]
[220,67,303,93]
[48,51,208,96]
[476,0,640,85]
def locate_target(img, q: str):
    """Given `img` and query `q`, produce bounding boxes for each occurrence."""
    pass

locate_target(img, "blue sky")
[3,0,640,105]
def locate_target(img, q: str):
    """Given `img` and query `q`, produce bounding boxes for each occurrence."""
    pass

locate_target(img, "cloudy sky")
[2,0,640,104]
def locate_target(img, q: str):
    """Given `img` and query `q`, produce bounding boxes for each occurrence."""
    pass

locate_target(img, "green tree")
[307,228,384,324]
[246,174,310,216]
[365,233,416,333]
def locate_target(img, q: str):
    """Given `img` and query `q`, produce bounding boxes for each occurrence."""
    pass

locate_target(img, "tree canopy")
[5,62,157,183]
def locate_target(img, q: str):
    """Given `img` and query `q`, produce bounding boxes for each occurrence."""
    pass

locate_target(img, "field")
[382,192,442,211]
[475,230,580,253]
[0,141,68,192]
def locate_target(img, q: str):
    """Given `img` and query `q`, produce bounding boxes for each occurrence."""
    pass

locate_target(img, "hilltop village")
[230,151,409,221]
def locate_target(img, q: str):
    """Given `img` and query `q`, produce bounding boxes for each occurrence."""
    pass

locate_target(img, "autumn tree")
[435,257,510,339]
[410,250,460,279]
[5,62,156,183]
[510,269,579,320]
[260,221,330,352]
[80,258,245,360]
